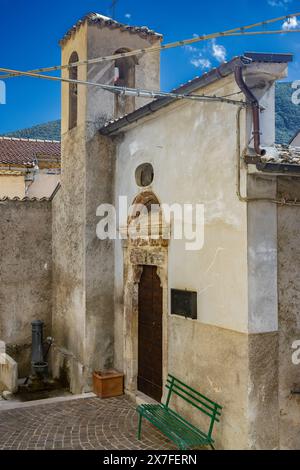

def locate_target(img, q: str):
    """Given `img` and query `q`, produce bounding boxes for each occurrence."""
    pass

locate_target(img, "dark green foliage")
[1,82,300,145]
[1,120,61,141]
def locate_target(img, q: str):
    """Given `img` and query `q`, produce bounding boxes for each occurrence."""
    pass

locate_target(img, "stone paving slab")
[0,395,176,450]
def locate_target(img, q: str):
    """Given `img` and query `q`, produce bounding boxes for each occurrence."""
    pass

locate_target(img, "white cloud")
[268,0,292,7]
[211,39,227,63]
[125,13,131,19]
[186,37,226,70]
[282,16,299,30]
[185,45,198,53]
[190,57,211,70]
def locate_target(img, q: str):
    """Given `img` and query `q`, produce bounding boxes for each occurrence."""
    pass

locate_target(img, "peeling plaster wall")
[27,173,61,199]
[277,177,300,449]
[51,130,116,393]
[0,200,52,377]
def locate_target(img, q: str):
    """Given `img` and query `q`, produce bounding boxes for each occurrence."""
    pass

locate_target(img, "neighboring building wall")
[0,173,25,198]
[0,200,52,377]
[0,171,60,199]
[277,176,300,450]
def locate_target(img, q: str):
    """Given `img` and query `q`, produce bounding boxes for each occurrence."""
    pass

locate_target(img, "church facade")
[1,13,300,449]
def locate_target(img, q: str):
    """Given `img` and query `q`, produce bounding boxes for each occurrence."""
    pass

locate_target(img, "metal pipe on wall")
[234,66,266,157]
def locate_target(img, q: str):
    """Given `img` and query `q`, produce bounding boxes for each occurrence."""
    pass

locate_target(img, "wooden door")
[138,265,163,401]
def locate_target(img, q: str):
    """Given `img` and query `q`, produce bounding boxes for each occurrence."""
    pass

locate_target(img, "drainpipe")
[234,65,266,160]
[236,106,300,206]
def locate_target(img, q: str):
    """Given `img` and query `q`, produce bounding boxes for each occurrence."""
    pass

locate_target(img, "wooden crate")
[93,369,124,398]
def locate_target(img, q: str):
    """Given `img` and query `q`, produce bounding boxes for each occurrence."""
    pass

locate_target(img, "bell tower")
[60,13,162,135]
[52,14,162,393]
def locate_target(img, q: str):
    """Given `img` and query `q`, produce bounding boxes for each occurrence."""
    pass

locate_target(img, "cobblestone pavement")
[0,396,176,450]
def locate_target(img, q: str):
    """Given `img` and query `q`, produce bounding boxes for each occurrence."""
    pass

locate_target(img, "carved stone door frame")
[123,241,168,401]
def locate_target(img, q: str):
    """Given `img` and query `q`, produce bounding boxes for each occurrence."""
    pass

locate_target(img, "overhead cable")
[0,12,299,80]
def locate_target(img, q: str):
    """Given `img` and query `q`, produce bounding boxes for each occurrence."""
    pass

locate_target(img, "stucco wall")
[0,200,52,377]
[51,125,87,393]
[114,75,248,333]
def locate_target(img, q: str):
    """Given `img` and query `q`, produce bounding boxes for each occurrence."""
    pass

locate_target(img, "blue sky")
[0,0,299,134]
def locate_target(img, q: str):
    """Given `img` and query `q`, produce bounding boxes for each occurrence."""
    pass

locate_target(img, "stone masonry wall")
[0,200,52,377]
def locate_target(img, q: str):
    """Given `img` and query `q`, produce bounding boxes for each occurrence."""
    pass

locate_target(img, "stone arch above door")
[122,190,169,247]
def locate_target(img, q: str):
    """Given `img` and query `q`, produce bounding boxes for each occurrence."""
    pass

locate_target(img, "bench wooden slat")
[136,374,222,450]
[138,404,211,448]
[140,404,212,440]
[166,383,221,418]
[167,374,222,409]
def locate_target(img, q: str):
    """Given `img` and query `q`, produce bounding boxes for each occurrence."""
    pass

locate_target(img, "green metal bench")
[137,374,222,450]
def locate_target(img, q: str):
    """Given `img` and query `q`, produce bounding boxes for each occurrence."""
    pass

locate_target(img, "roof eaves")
[59,12,162,45]
[0,196,51,202]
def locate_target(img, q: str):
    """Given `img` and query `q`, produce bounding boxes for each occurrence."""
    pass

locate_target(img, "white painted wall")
[114,76,249,334]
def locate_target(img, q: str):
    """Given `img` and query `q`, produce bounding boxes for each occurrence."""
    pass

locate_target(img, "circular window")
[135,163,154,187]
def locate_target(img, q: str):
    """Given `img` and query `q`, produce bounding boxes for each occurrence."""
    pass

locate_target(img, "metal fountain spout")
[31,320,48,378]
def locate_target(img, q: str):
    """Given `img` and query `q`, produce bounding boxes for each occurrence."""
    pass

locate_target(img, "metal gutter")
[100,55,252,136]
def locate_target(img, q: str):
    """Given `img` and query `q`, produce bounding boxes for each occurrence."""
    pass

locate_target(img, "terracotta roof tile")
[262,144,300,165]
[0,137,61,167]
[59,12,162,45]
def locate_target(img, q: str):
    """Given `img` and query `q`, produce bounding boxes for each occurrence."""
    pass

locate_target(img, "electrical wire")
[0,12,299,80]
[0,66,248,105]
